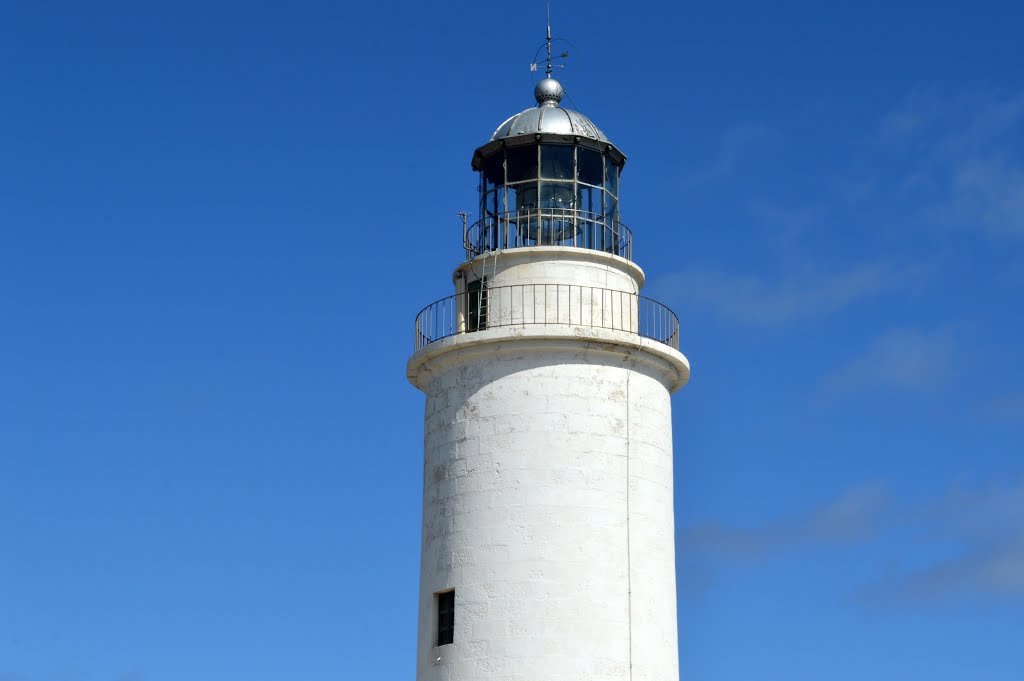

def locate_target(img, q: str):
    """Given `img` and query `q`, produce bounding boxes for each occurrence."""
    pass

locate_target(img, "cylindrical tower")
[407,76,690,681]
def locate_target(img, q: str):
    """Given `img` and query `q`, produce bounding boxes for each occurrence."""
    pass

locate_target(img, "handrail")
[464,209,633,261]
[413,283,680,351]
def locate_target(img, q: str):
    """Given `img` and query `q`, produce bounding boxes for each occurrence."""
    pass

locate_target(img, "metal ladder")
[477,251,498,326]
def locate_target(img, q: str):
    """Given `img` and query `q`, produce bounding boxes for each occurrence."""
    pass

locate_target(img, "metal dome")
[489,77,609,144]
[490,105,610,144]
[473,77,626,170]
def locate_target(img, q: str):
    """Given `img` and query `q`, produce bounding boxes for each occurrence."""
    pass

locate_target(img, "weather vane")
[530,2,569,77]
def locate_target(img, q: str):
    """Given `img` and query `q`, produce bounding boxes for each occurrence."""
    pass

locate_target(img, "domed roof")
[490,105,610,144]
[489,77,610,144]
[472,78,626,170]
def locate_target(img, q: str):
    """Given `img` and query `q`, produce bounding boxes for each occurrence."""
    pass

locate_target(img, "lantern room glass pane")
[493,187,509,214]
[498,186,514,214]
[540,182,574,211]
[480,190,499,217]
[578,147,603,185]
[506,145,538,183]
[515,184,538,213]
[577,185,603,217]
[540,144,574,180]
[481,153,503,193]
[605,156,619,196]
[605,195,619,220]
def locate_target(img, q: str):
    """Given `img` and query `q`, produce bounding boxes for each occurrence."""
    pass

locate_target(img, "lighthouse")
[407,57,690,680]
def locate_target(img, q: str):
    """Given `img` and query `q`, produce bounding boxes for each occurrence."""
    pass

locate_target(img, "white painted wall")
[408,327,689,681]
[456,246,645,294]
[453,247,648,339]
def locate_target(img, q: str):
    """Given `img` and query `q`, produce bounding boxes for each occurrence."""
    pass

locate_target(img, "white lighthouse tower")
[407,49,690,680]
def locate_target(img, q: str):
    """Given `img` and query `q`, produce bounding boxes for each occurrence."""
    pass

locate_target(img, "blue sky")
[1,1,1022,680]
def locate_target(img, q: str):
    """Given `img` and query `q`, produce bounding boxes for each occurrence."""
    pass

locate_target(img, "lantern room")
[467,78,630,259]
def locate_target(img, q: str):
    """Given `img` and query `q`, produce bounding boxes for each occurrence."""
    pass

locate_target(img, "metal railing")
[414,283,679,351]
[464,209,633,261]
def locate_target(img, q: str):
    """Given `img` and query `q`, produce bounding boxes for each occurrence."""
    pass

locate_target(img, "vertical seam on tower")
[625,363,634,680]
[625,341,642,681]
[623,267,641,681]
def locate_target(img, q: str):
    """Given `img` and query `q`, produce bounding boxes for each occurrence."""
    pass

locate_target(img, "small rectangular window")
[437,590,455,646]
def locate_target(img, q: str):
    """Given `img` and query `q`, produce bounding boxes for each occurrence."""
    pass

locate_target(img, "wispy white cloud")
[679,122,777,187]
[681,477,1024,605]
[677,482,891,599]
[858,479,1024,604]
[654,261,924,326]
[680,482,890,562]
[747,199,829,242]
[941,156,1024,236]
[859,540,1024,604]
[874,90,1024,155]
[875,90,1024,238]
[974,391,1024,422]
[823,327,958,395]
[1000,258,1024,285]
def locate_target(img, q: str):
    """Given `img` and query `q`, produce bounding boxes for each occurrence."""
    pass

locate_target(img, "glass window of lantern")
[578,147,603,186]
[515,183,538,213]
[502,185,519,214]
[540,144,574,180]
[506,145,538,183]
[494,186,504,214]
[540,182,574,211]
[577,185,602,217]
[478,144,622,228]
[605,156,619,197]
[605,195,619,221]
[481,189,499,217]
[481,154,503,194]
